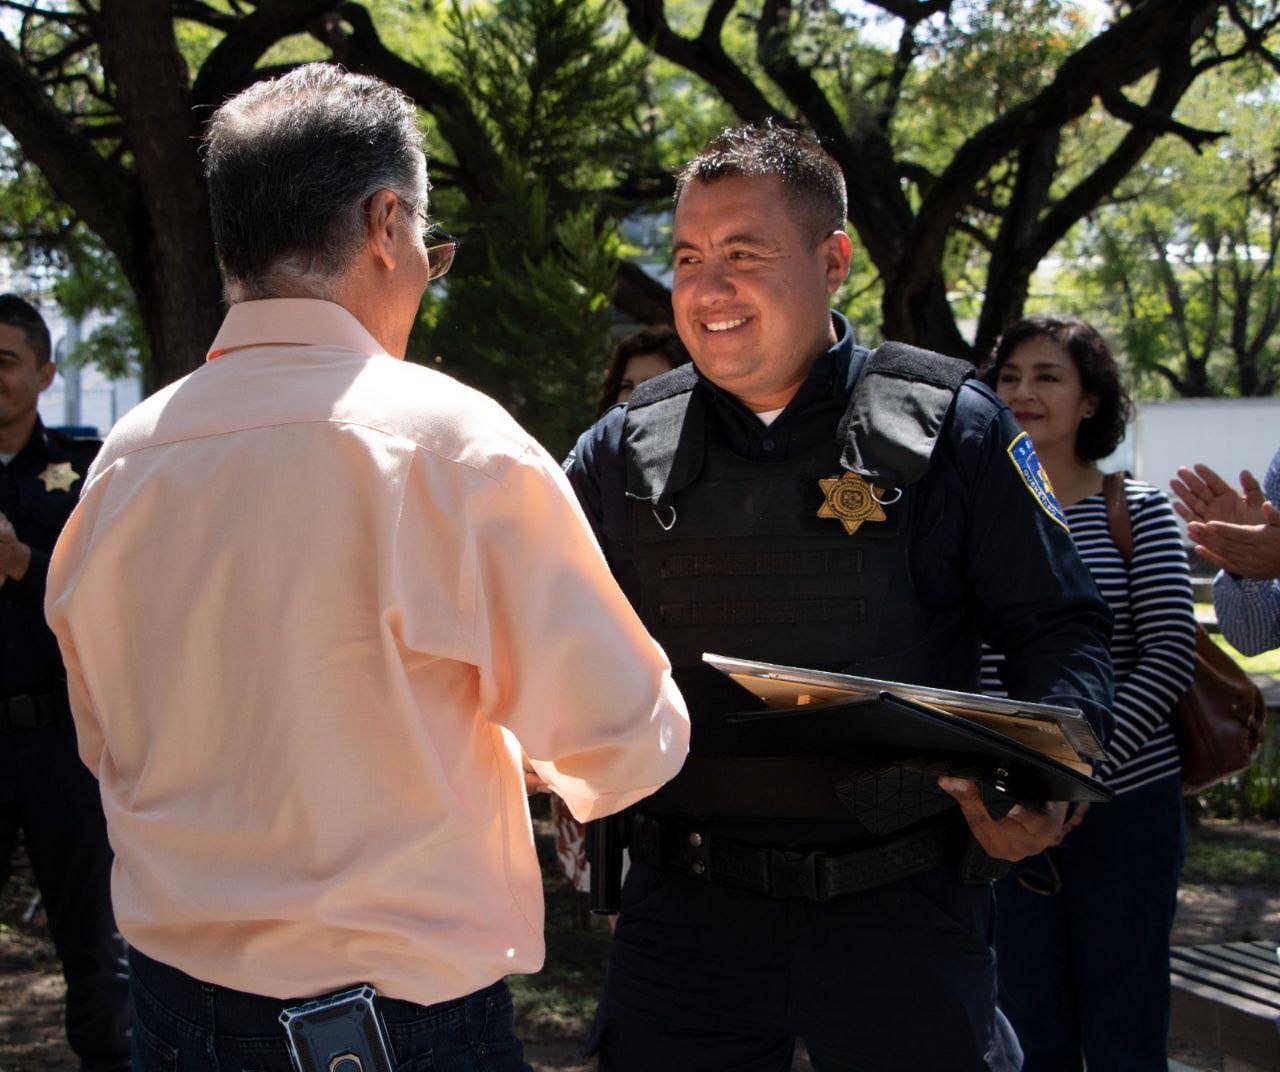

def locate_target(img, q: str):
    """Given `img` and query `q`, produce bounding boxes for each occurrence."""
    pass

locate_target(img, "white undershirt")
[755,407,785,426]
[0,452,15,466]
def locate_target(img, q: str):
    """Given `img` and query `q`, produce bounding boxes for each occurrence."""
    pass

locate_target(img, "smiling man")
[565,123,1114,1071]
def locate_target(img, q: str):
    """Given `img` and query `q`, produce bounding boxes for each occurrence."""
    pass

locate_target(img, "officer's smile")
[704,317,751,333]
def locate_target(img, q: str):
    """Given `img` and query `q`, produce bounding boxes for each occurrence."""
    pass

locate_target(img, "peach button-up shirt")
[45,299,689,1006]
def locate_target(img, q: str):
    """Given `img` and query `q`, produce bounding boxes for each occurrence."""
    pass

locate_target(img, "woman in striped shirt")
[980,316,1197,1071]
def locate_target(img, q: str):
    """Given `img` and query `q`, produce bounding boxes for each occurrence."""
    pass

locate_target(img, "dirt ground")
[3,823,1278,1072]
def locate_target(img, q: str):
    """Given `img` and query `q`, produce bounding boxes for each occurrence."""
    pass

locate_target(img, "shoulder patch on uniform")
[1006,432,1068,532]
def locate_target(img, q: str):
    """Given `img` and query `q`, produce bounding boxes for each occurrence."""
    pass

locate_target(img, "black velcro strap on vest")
[623,365,705,506]
[839,341,974,489]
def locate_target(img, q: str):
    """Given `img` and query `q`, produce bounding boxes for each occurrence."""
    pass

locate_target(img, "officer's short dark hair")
[596,325,690,417]
[203,63,427,302]
[981,316,1132,463]
[0,294,52,366]
[674,121,847,241]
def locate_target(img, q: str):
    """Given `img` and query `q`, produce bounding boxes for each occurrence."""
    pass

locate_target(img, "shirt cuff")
[557,783,670,825]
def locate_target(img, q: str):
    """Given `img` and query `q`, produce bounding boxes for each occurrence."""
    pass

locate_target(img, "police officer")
[565,125,1114,1070]
[0,294,129,1072]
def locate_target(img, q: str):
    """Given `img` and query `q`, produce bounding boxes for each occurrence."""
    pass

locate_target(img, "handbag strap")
[1103,472,1134,564]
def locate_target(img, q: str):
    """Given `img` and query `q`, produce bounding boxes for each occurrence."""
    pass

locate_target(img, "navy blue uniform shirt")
[1,419,100,697]
[566,314,1115,740]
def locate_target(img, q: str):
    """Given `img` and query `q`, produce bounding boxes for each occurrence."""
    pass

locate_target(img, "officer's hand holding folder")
[702,653,1113,820]
[588,654,1112,914]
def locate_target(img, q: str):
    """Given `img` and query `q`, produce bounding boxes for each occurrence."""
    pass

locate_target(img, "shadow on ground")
[3,821,1277,1071]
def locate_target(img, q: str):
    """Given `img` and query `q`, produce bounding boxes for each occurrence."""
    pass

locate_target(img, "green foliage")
[1183,824,1280,883]
[1065,62,1280,398]
[53,237,148,378]
[0,145,145,378]
[420,168,620,457]
[412,0,647,453]
[904,0,1091,165]
[446,0,654,205]
[1197,712,1280,821]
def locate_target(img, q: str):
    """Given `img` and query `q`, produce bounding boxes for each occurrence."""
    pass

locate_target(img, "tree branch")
[0,33,139,274]
[1152,360,1189,395]
[1146,224,1196,362]
[172,0,237,32]
[699,0,737,45]
[1020,43,1200,282]
[315,3,505,203]
[1100,88,1226,152]
[620,0,775,122]
[903,0,1218,300]
[0,1,87,26]
[190,0,338,115]
[862,0,952,23]
[754,0,913,271]
[876,21,916,128]
[973,129,1060,353]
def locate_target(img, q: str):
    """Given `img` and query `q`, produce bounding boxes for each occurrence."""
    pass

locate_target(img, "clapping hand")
[1171,464,1268,526]
[1170,464,1280,580]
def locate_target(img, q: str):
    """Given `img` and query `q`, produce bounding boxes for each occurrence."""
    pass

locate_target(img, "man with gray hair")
[45,63,689,1072]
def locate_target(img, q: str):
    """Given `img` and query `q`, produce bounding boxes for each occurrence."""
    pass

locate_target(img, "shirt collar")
[6,416,50,467]
[207,300,390,362]
[698,310,858,421]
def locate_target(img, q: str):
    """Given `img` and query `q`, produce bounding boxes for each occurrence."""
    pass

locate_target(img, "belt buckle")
[767,849,820,900]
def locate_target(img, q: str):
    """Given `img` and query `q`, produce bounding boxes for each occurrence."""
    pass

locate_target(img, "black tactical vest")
[622,343,977,825]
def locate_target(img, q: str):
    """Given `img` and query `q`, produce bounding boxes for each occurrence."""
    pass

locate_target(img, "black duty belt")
[0,692,72,732]
[630,811,977,901]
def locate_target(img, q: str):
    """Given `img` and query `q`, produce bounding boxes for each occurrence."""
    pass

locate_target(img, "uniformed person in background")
[0,294,129,1072]
[565,124,1115,1071]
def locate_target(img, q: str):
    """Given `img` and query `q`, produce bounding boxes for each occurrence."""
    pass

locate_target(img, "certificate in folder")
[703,653,1114,806]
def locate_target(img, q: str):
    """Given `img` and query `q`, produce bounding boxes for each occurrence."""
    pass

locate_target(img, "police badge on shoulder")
[1006,431,1069,532]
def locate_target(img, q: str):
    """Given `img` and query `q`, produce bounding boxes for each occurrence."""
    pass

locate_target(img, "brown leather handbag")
[1104,472,1266,792]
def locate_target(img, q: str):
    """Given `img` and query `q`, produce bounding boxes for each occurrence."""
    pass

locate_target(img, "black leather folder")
[722,692,1114,807]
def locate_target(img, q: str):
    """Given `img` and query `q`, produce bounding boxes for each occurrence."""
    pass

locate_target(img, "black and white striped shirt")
[981,478,1197,794]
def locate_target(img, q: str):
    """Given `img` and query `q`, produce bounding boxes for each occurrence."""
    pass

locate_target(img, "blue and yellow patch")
[1006,432,1068,532]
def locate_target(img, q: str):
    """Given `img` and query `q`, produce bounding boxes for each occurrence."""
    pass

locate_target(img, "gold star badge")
[39,461,80,493]
[817,472,887,535]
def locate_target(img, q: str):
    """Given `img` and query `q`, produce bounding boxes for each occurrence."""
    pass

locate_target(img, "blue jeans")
[128,948,531,1072]
[995,774,1186,1072]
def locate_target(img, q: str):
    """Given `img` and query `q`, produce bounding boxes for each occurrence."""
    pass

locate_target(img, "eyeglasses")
[401,200,458,283]
[424,227,458,283]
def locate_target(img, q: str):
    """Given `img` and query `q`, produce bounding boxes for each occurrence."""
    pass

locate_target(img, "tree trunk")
[882,272,972,359]
[100,0,224,390]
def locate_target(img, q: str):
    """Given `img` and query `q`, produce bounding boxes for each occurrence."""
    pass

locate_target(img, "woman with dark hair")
[979,316,1197,1070]
[594,326,690,418]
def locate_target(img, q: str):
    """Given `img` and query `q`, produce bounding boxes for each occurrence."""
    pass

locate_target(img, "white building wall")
[1102,398,1280,498]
